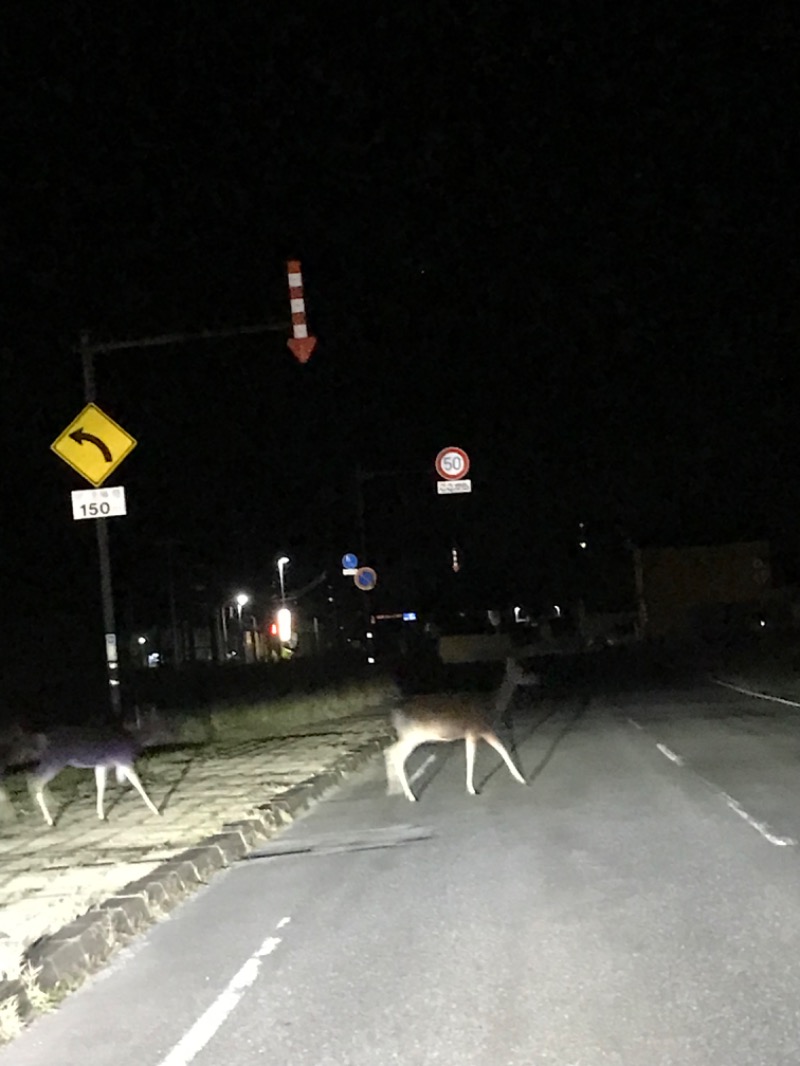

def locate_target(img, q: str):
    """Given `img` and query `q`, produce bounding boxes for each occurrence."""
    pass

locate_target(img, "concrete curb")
[1,733,389,1032]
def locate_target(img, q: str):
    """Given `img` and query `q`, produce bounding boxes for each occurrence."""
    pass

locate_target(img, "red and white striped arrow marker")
[286,259,317,363]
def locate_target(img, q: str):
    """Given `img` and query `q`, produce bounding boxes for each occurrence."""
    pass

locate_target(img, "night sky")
[3,3,800,700]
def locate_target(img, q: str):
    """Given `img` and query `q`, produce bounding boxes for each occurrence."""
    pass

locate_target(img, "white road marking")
[656,743,684,766]
[628,719,796,848]
[711,678,800,709]
[722,794,796,847]
[156,917,291,1066]
[408,753,437,785]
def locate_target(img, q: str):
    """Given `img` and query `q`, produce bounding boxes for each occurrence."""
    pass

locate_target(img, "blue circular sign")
[354,566,377,591]
[342,552,358,570]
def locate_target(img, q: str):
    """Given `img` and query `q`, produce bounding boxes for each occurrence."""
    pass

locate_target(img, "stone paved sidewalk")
[0,714,391,987]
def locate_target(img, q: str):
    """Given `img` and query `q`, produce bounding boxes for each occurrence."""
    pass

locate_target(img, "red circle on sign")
[435,447,470,481]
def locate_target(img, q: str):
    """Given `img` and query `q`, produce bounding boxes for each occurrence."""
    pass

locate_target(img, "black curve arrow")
[69,428,113,462]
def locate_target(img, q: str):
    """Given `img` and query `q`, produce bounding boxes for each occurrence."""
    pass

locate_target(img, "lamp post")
[235,592,250,662]
[277,556,290,605]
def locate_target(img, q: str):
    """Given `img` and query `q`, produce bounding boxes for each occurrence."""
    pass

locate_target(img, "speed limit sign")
[435,447,470,481]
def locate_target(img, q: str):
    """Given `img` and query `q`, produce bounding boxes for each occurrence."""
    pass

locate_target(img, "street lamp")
[234,592,250,663]
[277,556,290,604]
[235,592,250,620]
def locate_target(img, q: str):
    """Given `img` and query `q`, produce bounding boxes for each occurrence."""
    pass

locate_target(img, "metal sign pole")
[80,332,122,715]
[354,465,373,651]
[58,317,288,710]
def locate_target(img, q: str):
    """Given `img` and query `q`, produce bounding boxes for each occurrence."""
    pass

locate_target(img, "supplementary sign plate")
[437,479,472,495]
[71,486,127,520]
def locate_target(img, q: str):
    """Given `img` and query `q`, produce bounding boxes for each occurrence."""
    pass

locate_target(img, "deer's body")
[26,726,161,826]
[385,694,526,802]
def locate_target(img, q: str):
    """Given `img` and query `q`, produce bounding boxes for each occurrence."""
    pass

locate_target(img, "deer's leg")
[119,766,161,817]
[482,732,526,785]
[384,745,404,796]
[385,738,422,802]
[493,679,516,729]
[28,768,59,827]
[465,734,478,794]
[95,765,108,820]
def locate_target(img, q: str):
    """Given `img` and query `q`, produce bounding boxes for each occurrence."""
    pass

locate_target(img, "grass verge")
[149,676,398,747]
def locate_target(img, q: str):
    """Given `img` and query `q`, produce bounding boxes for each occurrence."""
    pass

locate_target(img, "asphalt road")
[5,670,800,1065]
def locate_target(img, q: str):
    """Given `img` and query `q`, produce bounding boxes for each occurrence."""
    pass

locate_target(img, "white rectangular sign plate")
[437,479,472,495]
[72,486,127,520]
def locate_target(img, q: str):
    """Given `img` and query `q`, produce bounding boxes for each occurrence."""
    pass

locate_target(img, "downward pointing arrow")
[287,336,317,363]
[69,428,113,462]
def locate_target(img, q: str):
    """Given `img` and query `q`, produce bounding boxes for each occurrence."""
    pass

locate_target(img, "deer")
[384,655,539,802]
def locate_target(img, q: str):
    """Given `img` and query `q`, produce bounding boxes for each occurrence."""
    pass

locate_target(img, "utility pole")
[354,464,428,561]
[352,464,428,634]
[164,539,182,669]
[354,464,369,567]
[76,319,286,714]
[79,332,122,715]
[353,465,373,651]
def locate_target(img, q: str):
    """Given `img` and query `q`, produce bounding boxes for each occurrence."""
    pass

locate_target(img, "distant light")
[277,555,290,567]
[579,541,588,550]
[269,622,278,636]
[402,612,417,622]
[235,592,250,608]
[367,656,376,664]
[760,618,766,627]
[137,636,147,645]
[365,631,373,640]
[277,607,292,643]
[553,605,561,617]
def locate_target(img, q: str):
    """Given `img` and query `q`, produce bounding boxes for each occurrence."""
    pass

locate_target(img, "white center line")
[656,743,684,766]
[408,753,437,785]
[711,678,800,709]
[629,719,796,849]
[156,916,291,1066]
[723,794,796,847]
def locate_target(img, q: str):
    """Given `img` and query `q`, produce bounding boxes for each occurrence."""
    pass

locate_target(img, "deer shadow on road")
[476,693,591,793]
